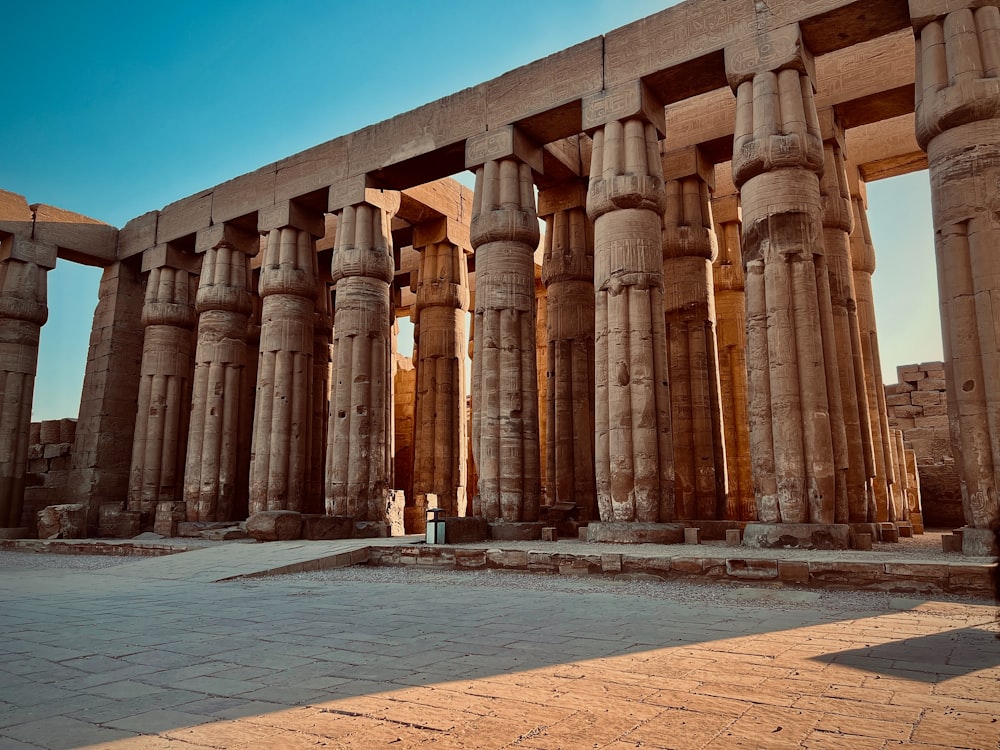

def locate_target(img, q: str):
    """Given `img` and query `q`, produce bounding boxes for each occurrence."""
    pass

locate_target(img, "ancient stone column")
[584,84,675,526]
[661,147,727,522]
[249,204,321,514]
[848,175,899,525]
[818,112,878,526]
[183,226,256,523]
[913,0,1000,555]
[538,182,597,522]
[711,178,755,521]
[326,191,399,524]
[0,237,52,534]
[411,219,470,518]
[128,250,197,531]
[726,25,847,545]
[467,127,543,524]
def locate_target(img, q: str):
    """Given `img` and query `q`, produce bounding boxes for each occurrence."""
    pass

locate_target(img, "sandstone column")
[411,219,470,518]
[326,189,399,524]
[249,203,321,514]
[913,0,1000,554]
[848,174,899,525]
[584,84,675,526]
[0,236,53,534]
[538,182,597,522]
[818,112,878,526]
[711,176,755,521]
[467,127,543,525]
[661,147,727,522]
[128,248,197,531]
[726,25,847,545]
[183,226,256,523]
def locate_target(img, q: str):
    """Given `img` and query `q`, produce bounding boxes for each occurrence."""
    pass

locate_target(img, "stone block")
[917,377,947,391]
[454,549,487,568]
[246,510,302,542]
[153,502,186,537]
[353,521,388,538]
[489,521,544,541]
[726,558,779,580]
[586,522,685,544]
[742,523,850,550]
[203,528,247,541]
[910,390,941,405]
[527,550,557,572]
[559,560,598,577]
[600,553,623,573]
[36,504,86,539]
[777,560,810,584]
[807,561,884,586]
[39,420,61,444]
[301,514,354,540]
[443,516,488,543]
[947,564,995,595]
[941,533,962,553]
[879,523,899,543]
[910,512,924,534]
[683,527,702,545]
[725,529,742,547]
[42,443,72,460]
[686,520,742,541]
[961,528,1000,557]
[542,526,558,542]
[99,503,141,538]
[486,549,529,569]
[897,523,913,538]
[851,532,873,551]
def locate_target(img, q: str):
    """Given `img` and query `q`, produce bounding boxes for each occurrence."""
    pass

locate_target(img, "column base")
[961,527,1000,557]
[682,520,744,541]
[742,522,850,550]
[586,522,685,544]
[489,522,545,541]
[0,528,29,540]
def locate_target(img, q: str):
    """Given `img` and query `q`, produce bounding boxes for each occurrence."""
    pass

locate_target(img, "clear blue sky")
[1,0,940,421]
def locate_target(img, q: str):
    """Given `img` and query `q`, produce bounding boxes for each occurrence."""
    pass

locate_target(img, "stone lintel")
[725,23,816,91]
[817,107,847,151]
[710,193,741,224]
[141,243,200,274]
[464,125,544,174]
[846,113,927,183]
[156,190,213,246]
[537,181,588,217]
[257,199,325,237]
[212,165,277,226]
[412,217,470,253]
[581,80,666,137]
[194,223,260,256]
[0,190,35,235]
[661,145,715,187]
[0,234,58,269]
[118,211,159,260]
[909,0,1000,30]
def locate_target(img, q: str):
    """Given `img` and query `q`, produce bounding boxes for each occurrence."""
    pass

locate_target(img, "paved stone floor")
[1,549,998,749]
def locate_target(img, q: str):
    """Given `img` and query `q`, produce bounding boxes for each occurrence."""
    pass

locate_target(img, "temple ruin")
[1,0,998,556]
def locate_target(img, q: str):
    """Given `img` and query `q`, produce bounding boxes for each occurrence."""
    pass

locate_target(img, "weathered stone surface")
[444,516,488,543]
[726,558,778,580]
[742,522,850,550]
[961,527,1000,557]
[488,522,544,541]
[36,504,85,539]
[586,522,685,544]
[301,514,354,540]
[246,510,302,541]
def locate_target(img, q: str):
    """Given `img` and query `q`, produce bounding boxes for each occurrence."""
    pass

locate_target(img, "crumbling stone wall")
[884,362,963,527]
[22,419,77,533]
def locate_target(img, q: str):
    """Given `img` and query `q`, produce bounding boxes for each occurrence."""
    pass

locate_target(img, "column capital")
[257,199,325,237]
[195,223,260,256]
[910,0,999,30]
[537,180,588,217]
[141,243,199,274]
[328,175,401,215]
[412,217,471,255]
[0,234,57,270]
[662,145,715,188]
[582,80,665,138]
[725,23,816,91]
[465,125,544,174]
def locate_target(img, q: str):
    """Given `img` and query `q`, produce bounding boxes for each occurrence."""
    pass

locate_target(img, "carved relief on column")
[538,182,596,522]
[818,112,877,525]
[584,84,674,523]
[184,226,256,523]
[249,203,322,514]
[0,237,52,531]
[326,190,399,523]
[848,174,898,524]
[726,25,839,526]
[711,176,755,521]
[128,249,197,526]
[661,147,727,521]
[411,219,470,518]
[467,127,542,523]
[912,0,1000,544]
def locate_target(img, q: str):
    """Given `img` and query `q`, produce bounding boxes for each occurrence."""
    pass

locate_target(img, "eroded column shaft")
[915,2,1000,531]
[662,156,727,520]
[249,227,317,513]
[128,266,196,519]
[540,195,596,521]
[0,252,49,529]
[588,118,674,523]
[326,202,395,521]
[412,237,470,517]
[184,242,253,522]
[470,158,541,522]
